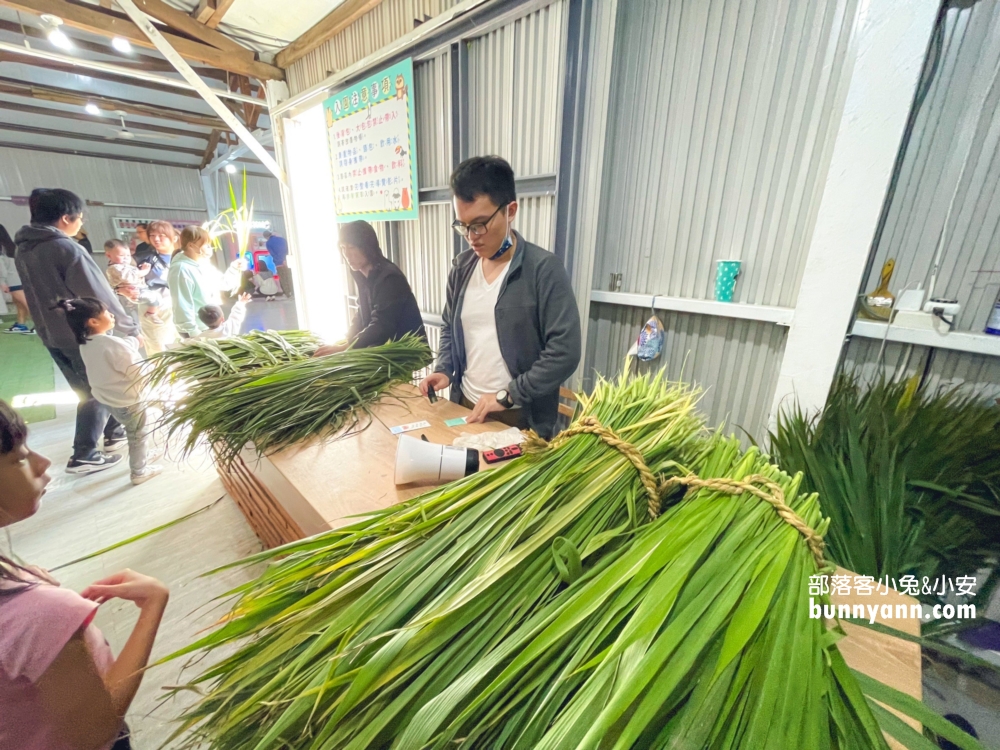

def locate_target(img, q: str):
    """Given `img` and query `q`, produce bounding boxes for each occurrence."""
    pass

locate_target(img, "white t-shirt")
[80,333,144,407]
[460,259,513,404]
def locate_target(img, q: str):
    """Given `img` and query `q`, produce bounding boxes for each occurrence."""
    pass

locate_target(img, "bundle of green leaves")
[769,374,1000,602]
[163,372,707,748]
[158,335,432,465]
[162,372,985,749]
[143,329,322,390]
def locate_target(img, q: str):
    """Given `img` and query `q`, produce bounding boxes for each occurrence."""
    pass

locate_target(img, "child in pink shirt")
[0,399,169,749]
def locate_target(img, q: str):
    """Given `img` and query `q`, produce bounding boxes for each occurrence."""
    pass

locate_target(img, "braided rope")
[523,417,827,567]
[660,474,827,568]
[523,416,663,519]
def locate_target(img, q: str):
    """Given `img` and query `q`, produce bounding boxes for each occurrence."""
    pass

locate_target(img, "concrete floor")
[1,312,278,747]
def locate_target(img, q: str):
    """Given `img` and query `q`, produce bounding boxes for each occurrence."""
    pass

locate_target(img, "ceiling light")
[85,103,101,116]
[111,37,132,54]
[40,14,72,50]
[225,163,237,174]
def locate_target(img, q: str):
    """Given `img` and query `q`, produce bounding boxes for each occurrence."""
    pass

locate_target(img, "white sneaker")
[131,464,163,485]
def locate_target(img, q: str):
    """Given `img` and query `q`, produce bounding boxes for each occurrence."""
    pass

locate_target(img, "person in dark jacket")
[14,188,136,474]
[73,227,93,255]
[419,156,581,439]
[313,221,425,357]
[133,222,153,257]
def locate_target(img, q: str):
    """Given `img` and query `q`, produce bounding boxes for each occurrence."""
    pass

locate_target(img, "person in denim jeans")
[14,189,137,473]
[53,298,162,485]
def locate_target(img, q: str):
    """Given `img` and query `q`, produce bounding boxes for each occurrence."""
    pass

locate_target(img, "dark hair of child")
[198,305,224,329]
[52,297,107,346]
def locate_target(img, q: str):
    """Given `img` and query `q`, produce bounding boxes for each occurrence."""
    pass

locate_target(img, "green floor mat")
[0,314,56,422]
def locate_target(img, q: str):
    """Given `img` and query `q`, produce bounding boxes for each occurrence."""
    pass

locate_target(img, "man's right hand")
[420,372,450,396]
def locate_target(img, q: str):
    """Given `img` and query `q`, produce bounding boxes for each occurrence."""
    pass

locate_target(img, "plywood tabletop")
[249,384,514,535]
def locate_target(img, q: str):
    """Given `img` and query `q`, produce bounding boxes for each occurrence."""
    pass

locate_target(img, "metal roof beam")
[116,0,284,182]
[201,128,273,174]
[0,40,263,105]
[0,100,210,138]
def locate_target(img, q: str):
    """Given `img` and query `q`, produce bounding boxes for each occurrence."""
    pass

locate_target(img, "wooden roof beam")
[199,127,221,169]
[275,0,382,70]
[204,0,237,29]
[0,18,229,82]
[0,75,228,129]
[132,0,245,53]
[0,0,284,80]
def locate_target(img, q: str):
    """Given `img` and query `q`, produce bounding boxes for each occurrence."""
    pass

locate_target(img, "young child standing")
[103,239,163,325]
[193,292,251,340]
[0,398,169,749]
[53,298,162,485]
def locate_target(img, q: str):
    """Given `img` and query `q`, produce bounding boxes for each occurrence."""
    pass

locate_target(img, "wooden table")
[216,389,920,739]
[217,384,512,548]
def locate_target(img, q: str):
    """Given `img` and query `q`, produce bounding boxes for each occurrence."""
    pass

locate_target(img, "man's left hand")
[467,393,506,423]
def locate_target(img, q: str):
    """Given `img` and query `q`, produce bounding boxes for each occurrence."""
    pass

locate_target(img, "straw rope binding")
[524,416,827,568]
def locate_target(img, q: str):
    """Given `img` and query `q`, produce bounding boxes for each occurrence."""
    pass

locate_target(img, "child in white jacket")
[192,293,250,340]
[54,297,162,485]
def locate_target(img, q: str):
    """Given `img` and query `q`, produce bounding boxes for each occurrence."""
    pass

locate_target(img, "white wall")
[769,0,941,422]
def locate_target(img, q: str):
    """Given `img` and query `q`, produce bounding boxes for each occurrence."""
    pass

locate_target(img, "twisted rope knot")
[523,416,827,568]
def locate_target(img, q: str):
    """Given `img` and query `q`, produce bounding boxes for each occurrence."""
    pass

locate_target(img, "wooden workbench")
[216,384,512,548]
[215,386,921,735]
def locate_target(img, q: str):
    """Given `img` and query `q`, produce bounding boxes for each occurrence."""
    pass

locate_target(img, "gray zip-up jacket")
[14,225,139,350]
[435,231,581,439]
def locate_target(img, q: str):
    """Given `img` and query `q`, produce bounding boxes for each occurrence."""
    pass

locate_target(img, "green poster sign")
[323,58,419,222]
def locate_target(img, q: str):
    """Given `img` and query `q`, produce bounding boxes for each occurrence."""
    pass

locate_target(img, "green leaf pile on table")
[162,371,985,750]
[147,333,433,466]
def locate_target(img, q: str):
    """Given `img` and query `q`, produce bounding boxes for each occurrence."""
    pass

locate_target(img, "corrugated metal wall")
[243,174,287,235]
[464,0,564,251]
[399,203,452,314]
[467,1,564,177]
[584,0,860,437]
[842,337,1000,403]
[413,52,453,189]
[586,302,787,440]
[840,0,1000,402]
[594,0,858,306]
[0,147,288,245]
[859,0,1000,334]
[286,0,463,95]
[0,146,207,248]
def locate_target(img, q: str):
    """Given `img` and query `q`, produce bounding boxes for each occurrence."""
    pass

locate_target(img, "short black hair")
[52,297,106,345]
[198,305,224,329]
[0,399,27,456]
[104,239,127,253]
[136,222,148,230]
[450,156,516,207]
[29,188,84,226]
[263,230,272,238]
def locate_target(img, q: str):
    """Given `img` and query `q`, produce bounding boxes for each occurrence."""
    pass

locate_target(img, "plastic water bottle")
[986,291,1000,336]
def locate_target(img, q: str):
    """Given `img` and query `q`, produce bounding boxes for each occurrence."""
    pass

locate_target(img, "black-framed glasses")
[452,203,507,237]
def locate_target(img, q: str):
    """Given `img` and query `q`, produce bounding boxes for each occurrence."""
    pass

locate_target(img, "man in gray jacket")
[419,156,581,439]
[15,188,137,474]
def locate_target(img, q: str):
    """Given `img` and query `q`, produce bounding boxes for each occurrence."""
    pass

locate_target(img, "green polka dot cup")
[715,259,742,302]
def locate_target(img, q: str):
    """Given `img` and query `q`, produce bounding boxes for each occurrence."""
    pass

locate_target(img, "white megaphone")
[394,435,479,486]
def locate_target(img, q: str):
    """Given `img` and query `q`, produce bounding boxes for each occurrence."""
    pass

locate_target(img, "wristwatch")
[496,389,514,409]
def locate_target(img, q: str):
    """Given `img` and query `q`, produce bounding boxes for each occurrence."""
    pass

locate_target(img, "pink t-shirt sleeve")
[0,583,100,683]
